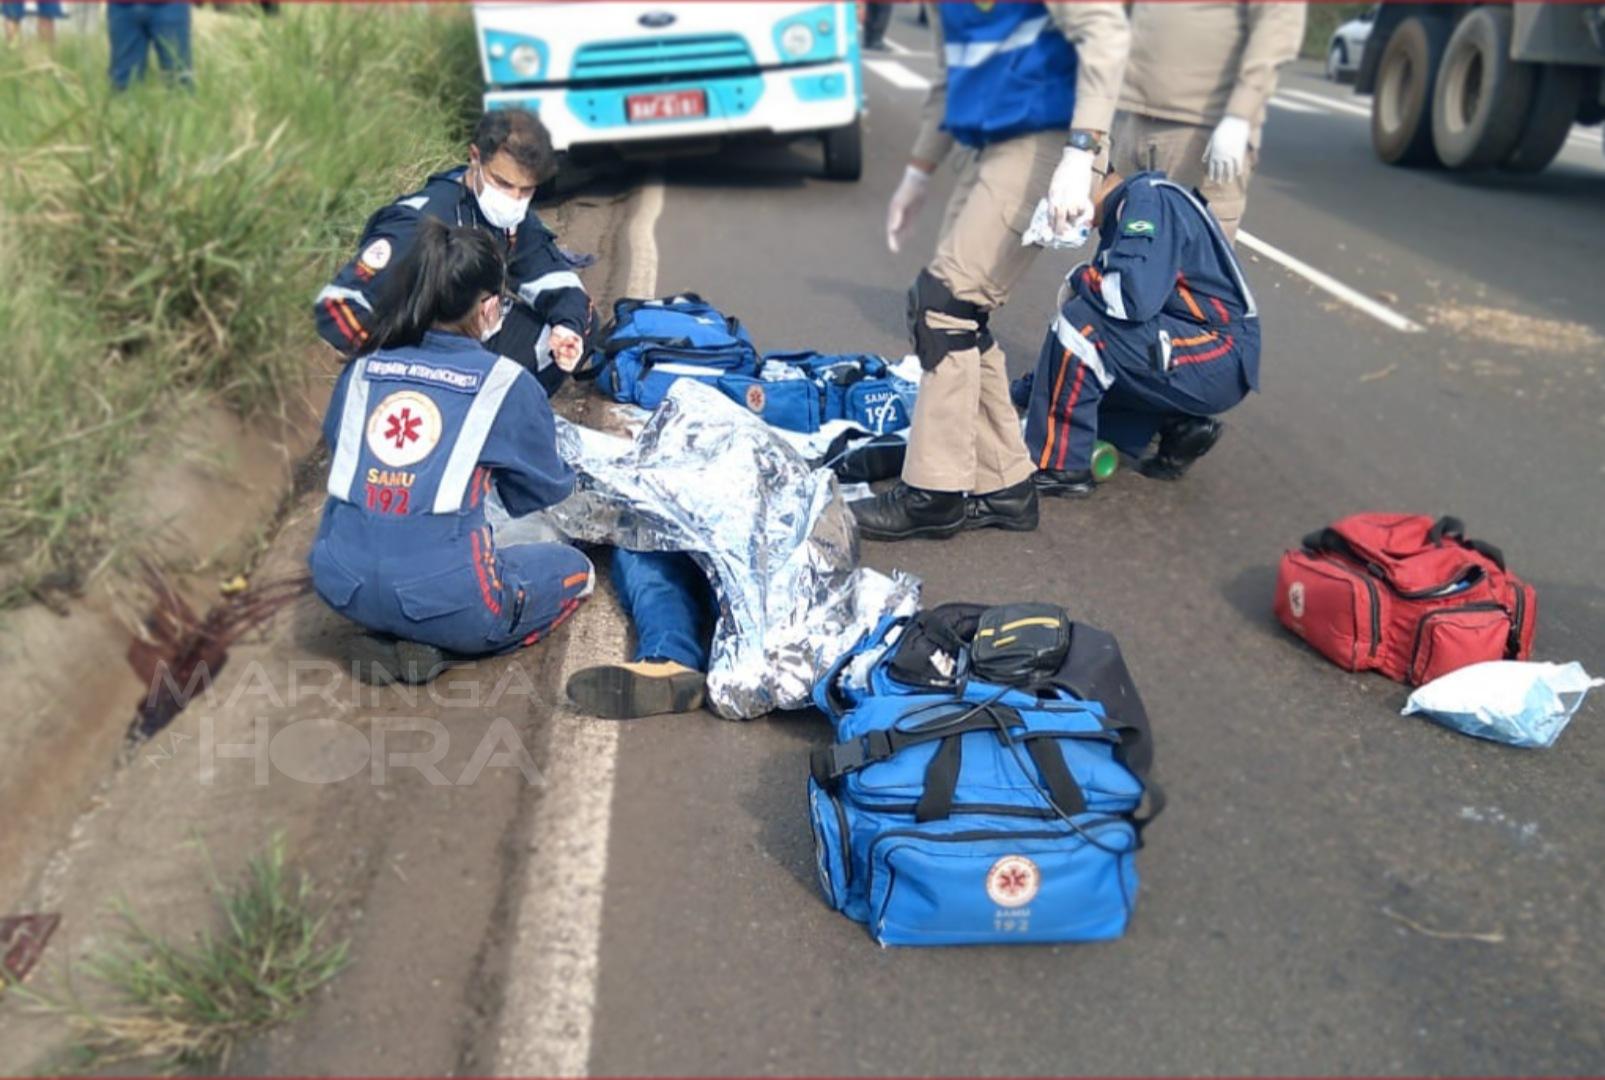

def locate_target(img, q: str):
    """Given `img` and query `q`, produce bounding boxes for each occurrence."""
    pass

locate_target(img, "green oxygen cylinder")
[1090,440,1119,482]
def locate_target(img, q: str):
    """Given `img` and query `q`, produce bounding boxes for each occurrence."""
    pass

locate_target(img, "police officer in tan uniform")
[849,1,1129,542]
[1112,1,1306,242]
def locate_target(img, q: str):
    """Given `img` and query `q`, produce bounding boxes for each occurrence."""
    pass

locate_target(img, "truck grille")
[570,34,757,82]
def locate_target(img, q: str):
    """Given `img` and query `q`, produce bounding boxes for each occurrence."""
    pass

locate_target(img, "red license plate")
[626,89,707,123]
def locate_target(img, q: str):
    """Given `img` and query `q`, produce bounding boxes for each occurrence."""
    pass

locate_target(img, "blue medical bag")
[807,605,1157,947]
[759,351,914,435]
[600,294,760,410]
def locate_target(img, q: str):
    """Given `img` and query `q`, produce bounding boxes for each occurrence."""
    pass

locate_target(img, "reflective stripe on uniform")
[518,270,584,307]
[327,359,371,500]
[534,323,554,370]
[316,284,373,311]
[1054,314,1113,389]
[944,14,1049,68]
[433,357,524,514]
[1152,179,1258,317]
[1100,271,1128,321]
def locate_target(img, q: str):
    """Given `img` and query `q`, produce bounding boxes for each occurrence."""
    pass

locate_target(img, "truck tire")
[1501,64,1583,173]
[822,118,863,182]
[1431,6,1535,170]
[1372,16,1451,166]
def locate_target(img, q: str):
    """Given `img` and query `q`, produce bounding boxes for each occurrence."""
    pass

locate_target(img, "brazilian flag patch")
[1124,219,1156,236]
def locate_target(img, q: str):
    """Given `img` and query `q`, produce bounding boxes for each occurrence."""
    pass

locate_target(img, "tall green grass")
[0,6,480,603]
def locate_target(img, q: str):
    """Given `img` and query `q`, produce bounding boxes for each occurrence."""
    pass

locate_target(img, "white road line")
[1269,95,1323,115]
[865,58,931,91]
[1279,86,1373,119]
[495,176,663,1079]
[882,35,913,55]
[1238,230,1425,334]
[625,173,664,298]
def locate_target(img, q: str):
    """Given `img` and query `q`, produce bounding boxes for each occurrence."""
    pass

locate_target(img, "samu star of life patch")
[366,390,443,469]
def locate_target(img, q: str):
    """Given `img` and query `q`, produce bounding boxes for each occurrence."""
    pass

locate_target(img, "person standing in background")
[1112,1,1306,242]
[3,1,63,48]
[107,1,192,90]
[850,1,1129,542]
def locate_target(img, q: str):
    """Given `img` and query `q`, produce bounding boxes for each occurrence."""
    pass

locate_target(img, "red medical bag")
[1274,514,1537,686]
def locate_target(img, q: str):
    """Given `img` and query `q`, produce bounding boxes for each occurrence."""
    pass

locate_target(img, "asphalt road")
[547,31,1605,1076]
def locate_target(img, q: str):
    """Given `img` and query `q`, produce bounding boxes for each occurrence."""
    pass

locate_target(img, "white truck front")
[476,2,864,179]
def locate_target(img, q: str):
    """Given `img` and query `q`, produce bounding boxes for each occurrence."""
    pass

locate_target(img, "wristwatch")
[1067,130,1104,155]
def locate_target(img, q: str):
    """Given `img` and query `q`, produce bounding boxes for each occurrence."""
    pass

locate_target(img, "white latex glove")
[548,324,584,372]
[1047,146,1096,238]
[886,164,932,253]
[1204,116,1251,184]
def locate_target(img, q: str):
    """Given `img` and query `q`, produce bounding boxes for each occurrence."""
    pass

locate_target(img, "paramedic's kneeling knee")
[906,269,989,372]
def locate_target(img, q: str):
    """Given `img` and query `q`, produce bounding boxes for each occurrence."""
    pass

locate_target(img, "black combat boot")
[1139,417,1225,480]
[849,483,966,541]
[1032,468,1097,498]
[350,635,453,686]
[965,477,1039,532]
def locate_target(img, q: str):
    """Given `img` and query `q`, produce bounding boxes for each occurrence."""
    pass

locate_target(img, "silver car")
[1326,6,1375,82]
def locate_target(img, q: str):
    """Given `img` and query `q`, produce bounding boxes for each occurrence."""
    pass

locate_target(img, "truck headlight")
[780,23,815,58]
[510,43,543,78]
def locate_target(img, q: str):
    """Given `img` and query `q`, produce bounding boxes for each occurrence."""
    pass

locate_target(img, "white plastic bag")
[1402,661,1602,748]
[1022,198,1090,250]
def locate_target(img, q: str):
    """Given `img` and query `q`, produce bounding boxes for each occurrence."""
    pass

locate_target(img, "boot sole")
[1034,481,1096,499]
[856,519,966,542]
[566,665,705,720]
[964,511,1039,532]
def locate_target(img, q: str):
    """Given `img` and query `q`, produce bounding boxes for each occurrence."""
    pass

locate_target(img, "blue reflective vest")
[940,3,1078,148]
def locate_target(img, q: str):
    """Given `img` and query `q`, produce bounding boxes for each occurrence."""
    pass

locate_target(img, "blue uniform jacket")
[309,331,582,654]
[314,168,593,363]
[1067,171,1261,392]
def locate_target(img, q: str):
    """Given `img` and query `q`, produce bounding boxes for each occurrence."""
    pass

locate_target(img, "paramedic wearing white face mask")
[314,108,598,395]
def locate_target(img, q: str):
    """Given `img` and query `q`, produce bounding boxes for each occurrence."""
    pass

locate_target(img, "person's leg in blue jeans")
[107,3,152,91]
[146,1,191,87]
[565,548,715,719]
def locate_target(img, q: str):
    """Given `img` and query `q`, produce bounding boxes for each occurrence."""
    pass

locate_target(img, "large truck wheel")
[1501,64,1583,173]
[822,117,863,182]
[1431,6,1536,169]
[1372,16,1451,165]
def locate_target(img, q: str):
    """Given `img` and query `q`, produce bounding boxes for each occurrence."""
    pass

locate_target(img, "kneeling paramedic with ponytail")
[1022,170,1260,494]
[849,1,1130,542]
[314,109,597,395]
[309,220,595,684]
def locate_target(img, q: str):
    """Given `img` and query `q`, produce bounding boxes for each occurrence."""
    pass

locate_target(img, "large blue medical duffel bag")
[808,603,1159,947]
[600,293,760,410]
[715,352,914,436]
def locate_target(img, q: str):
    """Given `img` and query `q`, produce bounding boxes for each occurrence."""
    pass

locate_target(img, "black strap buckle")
[809,730,894,787]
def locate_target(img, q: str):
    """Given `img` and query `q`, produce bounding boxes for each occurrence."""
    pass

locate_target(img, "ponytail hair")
[359,219,505,355]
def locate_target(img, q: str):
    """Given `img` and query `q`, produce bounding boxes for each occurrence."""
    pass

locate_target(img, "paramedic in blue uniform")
[1023,170,1260,493]
[849,1,1129,542]
[309,219,594,685]
[314,109,597,396]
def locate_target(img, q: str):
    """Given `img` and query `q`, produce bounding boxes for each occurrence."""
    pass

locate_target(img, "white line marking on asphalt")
[626,173,664,298]
[1279,86,1373,119]
[1269,95,1322,115]
[1238,231,1425,334]
[882,36,913,55]
[495,176,662,1079]
[865,58,931,91]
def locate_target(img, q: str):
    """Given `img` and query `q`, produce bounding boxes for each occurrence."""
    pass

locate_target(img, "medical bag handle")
[1427,515,1506,571]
